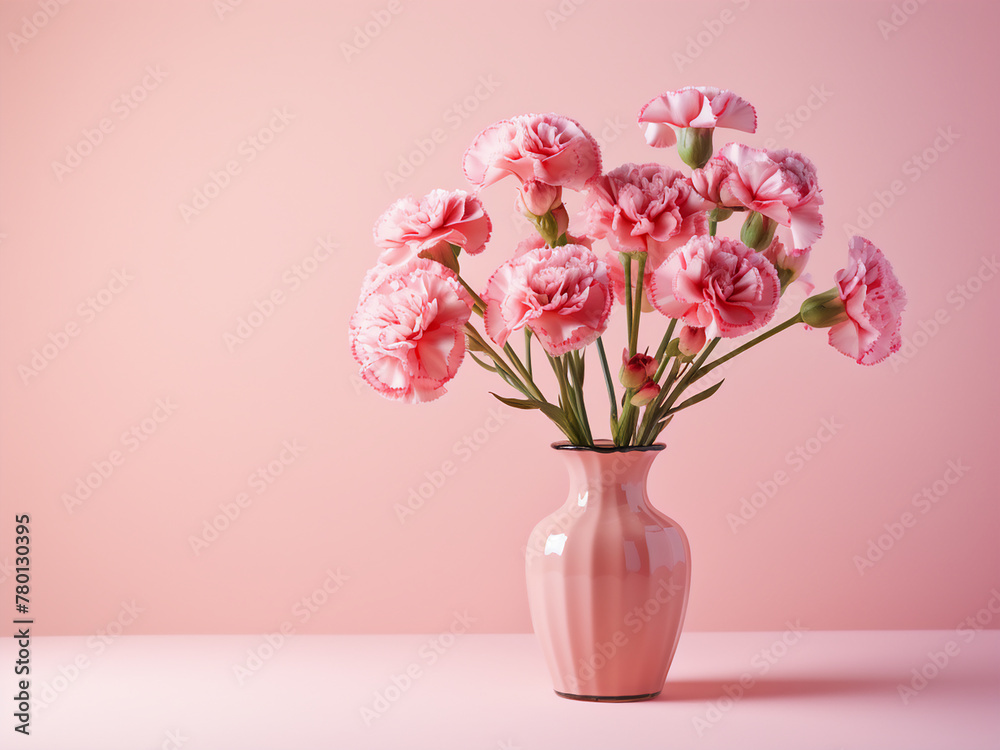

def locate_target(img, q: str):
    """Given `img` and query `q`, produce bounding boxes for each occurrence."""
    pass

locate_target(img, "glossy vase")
[525,441,690,701]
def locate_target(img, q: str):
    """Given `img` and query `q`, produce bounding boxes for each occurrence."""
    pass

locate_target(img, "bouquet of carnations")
[349,87,907,447]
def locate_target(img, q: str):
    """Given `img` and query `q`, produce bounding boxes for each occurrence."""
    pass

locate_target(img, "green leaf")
[489,392,573,434]
[489,393,542,411]
[466,334,490,354]
[666,379,725,416]
[467,352,496,372]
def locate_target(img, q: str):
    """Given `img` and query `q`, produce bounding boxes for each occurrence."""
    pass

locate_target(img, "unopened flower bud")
[678,325,707,358]
[551,204,570,238]
[619,349,657,389]
[762,237,810,291]
[631,381,661,407]
[740,211,778,252]
[517,180,562,216]
[800,288,848,328]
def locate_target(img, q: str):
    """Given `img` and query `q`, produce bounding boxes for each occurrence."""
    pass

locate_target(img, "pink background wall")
[1,0,997,636]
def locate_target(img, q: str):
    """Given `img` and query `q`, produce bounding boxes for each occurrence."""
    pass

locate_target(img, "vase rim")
[551,440,665,453]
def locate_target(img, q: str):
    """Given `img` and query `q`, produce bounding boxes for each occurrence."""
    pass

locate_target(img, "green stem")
[596,337,618,430]
[455,272,542,400]
[637,358,682,445]
[615,397,639,447]
[622,254,633,349]
[638,338,720,445]
[524,328,532,379]
[546,353,585,444]
[629,254,646,357]
[693,314,803,384]
[464,325,526,393]
[456,274,486,316]
[652,319,678,382]
[658,337,720,413]
[567,353,593,445]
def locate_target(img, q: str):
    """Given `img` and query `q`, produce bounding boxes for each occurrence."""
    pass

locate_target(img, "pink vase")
[525,441,690,701]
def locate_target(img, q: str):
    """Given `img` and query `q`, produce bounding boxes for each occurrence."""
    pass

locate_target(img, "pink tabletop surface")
[4,630,997,749]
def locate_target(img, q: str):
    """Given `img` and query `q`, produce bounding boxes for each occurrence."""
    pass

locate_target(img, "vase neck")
[557,447,661,512]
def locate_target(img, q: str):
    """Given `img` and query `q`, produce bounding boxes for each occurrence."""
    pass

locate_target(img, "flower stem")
[629,254,646,357]
[652,319,677,381]
[456,274,486,317]
[596,336,618,430]
[622,254,633,348]
[692,313,804,384]
[524,327,533,379]
[638,338,719,444]
[504,341,545,402]
[636,357,682,444]
[464,324,525,392]
[547,352,586,444]
[567,352,593,445]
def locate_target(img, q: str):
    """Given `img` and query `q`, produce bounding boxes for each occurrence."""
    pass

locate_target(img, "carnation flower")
[810,237,906,365]
[373,189,491,268]
[692,143,824,250]
[350,259,474,403]
[650,235,780,339]
[583,163,709,256]
[637,87,757,148]
[464,113,601,191]
[583,163,709,305]
[482,243,612,356]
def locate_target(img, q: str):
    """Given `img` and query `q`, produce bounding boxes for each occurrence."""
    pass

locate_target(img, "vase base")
[554,690,660,703]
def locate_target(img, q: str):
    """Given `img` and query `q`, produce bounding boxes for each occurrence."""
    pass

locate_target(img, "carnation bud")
[677,127,715,170]
[551,204,570,238]
[740,211,778,252]
[619,349,657,389]
[630,381,661,407]
[517,180,562,216]
[678,325,707,358]
[800,288,848,328]
[709,206,734,223]
[762,238,810,291]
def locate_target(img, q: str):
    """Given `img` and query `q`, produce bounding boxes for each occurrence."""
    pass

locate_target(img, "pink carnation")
[350,259,474,403]
[583,163,709,305]
[464,113,601,191]
[638,87,757,148]
[482,243,611,356]
[829,237,906,365]
[650,235,780,339]
[583,163,709,256]
[373,189,491,267]
[692,143,824,250]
